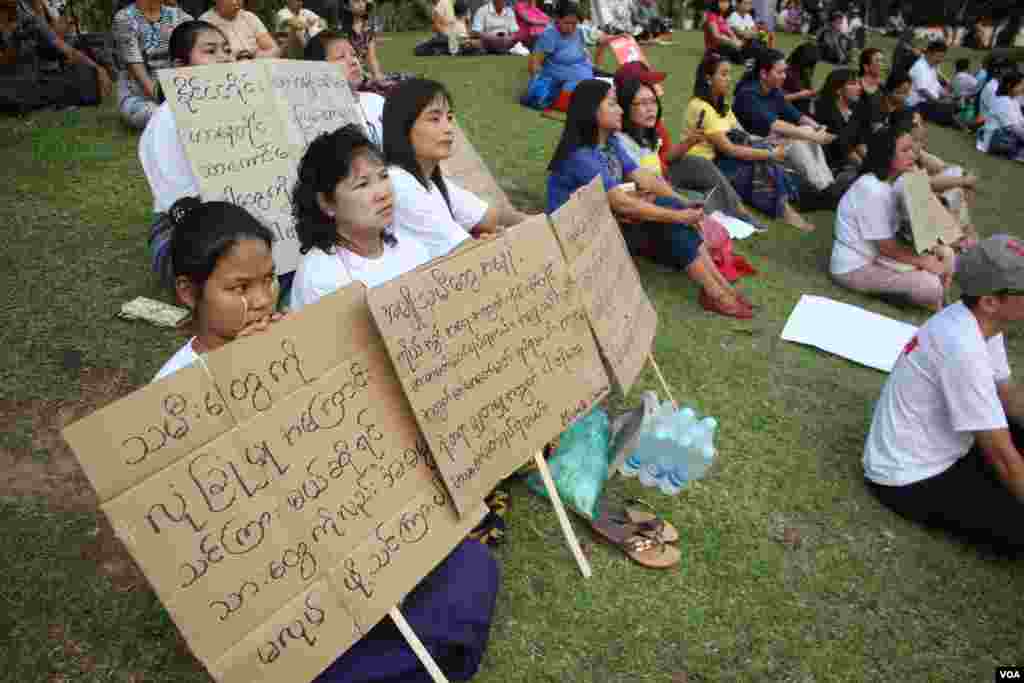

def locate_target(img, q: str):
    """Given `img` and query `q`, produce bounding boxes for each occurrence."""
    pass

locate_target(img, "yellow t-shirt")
[684,98,739,161]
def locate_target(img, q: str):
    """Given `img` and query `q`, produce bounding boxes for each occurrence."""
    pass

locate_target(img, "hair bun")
[169,196,203,228]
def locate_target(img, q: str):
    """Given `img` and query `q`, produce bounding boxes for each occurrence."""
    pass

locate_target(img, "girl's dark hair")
[552,0,581,19]
[169,20,228,65]
[340,0,373,35]
[169,197,275,294]
[737,46,784,90]
[860,123,913,181]
[383,78,457,212]
[303,29,346,61]
[707,0,729,17]
[786,42,819,89]
[858,47,881,76]
[815,67,855,113]
[548,79,611,171]
[618,78,661,150]
[997,71,1023,97]
[694,52,730,116]
[292,124,394,255]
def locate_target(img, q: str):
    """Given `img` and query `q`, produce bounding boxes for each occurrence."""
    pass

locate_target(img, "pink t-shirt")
[704,12,734,50]
[514,1,549,41]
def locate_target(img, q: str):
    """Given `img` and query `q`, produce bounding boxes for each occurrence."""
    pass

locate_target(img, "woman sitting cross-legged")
[384,78,534,259]
[686,52,814,232]
[829,123,952,311]
[289,125,432,311]
[813,67,865,182]
[613,63,764,229]
[977,71,1024,162]
[548,79,754,319]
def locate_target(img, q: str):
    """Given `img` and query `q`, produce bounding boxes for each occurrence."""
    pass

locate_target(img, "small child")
[155,197,284,381]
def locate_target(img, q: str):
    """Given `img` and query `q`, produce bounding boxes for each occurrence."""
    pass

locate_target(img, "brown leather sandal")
[590,511,681,569]
[623,498,680,544]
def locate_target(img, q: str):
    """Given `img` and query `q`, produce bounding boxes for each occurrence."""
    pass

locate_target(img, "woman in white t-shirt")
[977,72,1024,160]
[382,78,533,259]
[830,125,951,310]
[289,124,431,311]
[139,20,233,287]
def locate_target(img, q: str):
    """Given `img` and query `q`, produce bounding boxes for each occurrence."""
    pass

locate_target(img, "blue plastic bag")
[527,407,610,519]
[520,74,557,110]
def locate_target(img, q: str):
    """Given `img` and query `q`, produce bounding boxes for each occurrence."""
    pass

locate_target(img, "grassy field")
[2,28,1023,683]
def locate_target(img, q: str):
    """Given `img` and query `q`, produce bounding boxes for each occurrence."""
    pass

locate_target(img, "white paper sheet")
[780,295,918,373]
[710,211,759,240]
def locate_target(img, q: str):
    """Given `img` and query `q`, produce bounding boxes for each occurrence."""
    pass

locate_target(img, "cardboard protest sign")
[550,177,658,394]
[157,60,366,274]
[63,284,483,682]
[441,120,510,212]
[900,170,963,253]
[367,216,611,516]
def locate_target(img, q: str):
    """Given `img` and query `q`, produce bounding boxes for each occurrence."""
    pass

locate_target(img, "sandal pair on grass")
[587,498,682,569]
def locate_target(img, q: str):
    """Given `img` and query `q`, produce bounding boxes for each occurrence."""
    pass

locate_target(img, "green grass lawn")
[3,29,1024,683]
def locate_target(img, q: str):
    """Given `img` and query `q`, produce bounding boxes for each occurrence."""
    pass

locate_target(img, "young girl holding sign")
[289,124,432,311]
[140,20,233,288]
[156,196,499,682]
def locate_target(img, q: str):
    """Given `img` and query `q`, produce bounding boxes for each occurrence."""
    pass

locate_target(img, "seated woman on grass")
[199,0,282,59]
[383,78,533,259]
[528,0,609,95]
[547,79,754,319]
[685,52,814,232]
[340,0,414,95]
[156,197,500,683]
[613,63,764,229]
[290,125,431,311]
[813,67,864,178]
[977,71,1024,162]
[139,20,232,288]
[829,123,952,311]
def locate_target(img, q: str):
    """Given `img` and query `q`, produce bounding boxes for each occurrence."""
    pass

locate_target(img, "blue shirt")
[733,78,802,137]
[547,138,638,213]
[532,24,593,90]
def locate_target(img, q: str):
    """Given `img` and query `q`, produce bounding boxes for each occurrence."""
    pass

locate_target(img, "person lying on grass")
[863,235,1024,557]
[686,52,814,232]
[155,197,501,682]
[829,123,952,312]
[547,78,754,319]
[382,78,534,260]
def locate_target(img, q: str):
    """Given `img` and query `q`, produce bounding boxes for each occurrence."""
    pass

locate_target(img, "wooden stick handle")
[533,452,593,578]
[647,353,676,406]
[390,607,450,683]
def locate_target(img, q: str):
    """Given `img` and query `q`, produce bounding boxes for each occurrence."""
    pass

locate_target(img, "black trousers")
[866,422,1024,555]
[916,99,960,128]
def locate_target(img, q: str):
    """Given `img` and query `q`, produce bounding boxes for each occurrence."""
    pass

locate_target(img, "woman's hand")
[919,253,948,277]
[683,129,707,147]
[676,207,705,225]
[797,88,816,99]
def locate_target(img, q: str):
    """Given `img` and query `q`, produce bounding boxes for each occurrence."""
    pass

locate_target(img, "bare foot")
[783,205,815,232]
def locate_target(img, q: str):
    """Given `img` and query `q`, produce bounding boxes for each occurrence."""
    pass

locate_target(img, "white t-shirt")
[140,102,199,213]
[289,238,432,311]
[906,56,943,108]
[471,1,518,35]
[388,166,483,259]
[274,7,323,38]
[153,338,200,382]
[977,94,1024,153]
[727,11,756,34]
[864,302,1011,486]
[830,174,898,275]
[359,91,385,150]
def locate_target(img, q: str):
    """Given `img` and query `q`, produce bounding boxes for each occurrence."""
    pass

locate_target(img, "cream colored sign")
[550,177,658,394]
[367,216,611,516]
[62,285,482,682]
[900,170,963,253]
[157,60,367,274]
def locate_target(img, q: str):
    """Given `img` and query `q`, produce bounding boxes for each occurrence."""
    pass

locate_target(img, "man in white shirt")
[471,0,519,54]
[906,41,960,128]
[864,235,1024,554]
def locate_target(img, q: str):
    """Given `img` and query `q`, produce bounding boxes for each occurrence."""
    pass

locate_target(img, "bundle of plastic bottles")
[618,402,717,495]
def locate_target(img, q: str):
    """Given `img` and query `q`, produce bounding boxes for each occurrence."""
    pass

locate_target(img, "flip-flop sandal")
[589,512,681,569]
[623,498,680,544]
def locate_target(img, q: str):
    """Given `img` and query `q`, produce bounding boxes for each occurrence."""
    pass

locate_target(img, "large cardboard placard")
[441,120,511,213]
[550,177,658,394]
[157,60,366,274]
[62,285,484,683]
[899,170,963,254]
[367,216,611,516]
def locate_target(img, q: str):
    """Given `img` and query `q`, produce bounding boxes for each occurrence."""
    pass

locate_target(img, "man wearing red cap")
[864,235,1024,554]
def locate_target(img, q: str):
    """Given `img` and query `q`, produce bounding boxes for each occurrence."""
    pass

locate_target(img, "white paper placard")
[780,295,918,373]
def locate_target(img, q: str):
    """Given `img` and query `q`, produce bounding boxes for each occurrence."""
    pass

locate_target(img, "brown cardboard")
[156,60,367,274]
[441,120,510,212]
[62,284,475,682]
[549,177,658,394]
[901,170,963,253]
[367,215,611,516]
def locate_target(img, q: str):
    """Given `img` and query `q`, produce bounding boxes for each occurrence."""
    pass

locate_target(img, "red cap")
[613,61,667,90]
